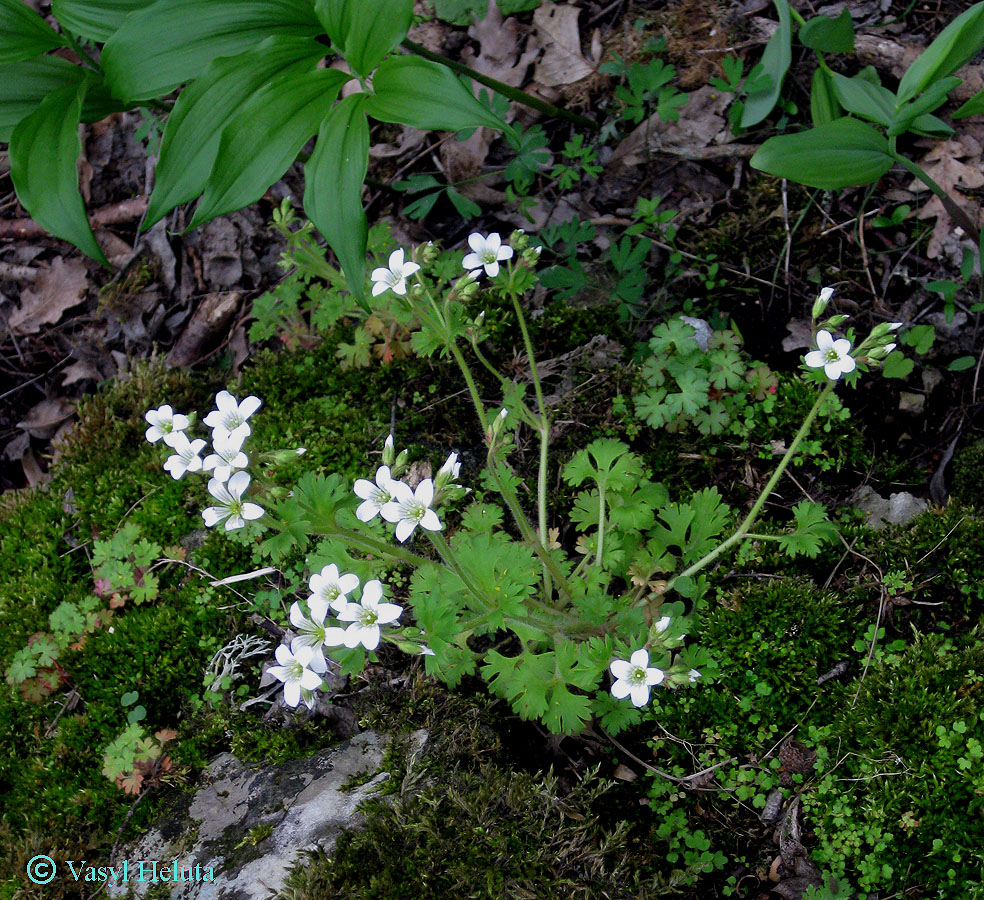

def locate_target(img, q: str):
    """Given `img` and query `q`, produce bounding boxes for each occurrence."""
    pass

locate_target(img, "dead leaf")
[464,0,539,89]
[17,397,75,439]
[533,1,600,87]
[61,359,104,386]
[782,317,814,353]
[8,257,88,335]
[20,448,50,487]
[908,136,984,259]
[166,291,241,367]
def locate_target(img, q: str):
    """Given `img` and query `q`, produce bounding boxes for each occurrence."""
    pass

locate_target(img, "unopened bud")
[417,241,439,265]
[867,343,897,360]
[870,321,903,340]
[821,314,850,330]
[382,434,395,467]
[434,451,460,490]
[391,448,409,478]
[812,286,834,320]
[488,408,510,442]
[509,229,529,251]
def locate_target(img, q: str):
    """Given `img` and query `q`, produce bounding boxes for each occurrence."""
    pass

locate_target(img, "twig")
[601,728,735,789]
[0,261,37,281]
[0,196,149,240]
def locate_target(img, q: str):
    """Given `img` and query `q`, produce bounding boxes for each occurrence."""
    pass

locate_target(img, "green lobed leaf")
[314,0,413,78]
[0,0,68,63]
[741,0,792,127]
[144,36,328,229]
[9,80,108,264]
[189,66,350,229]
[798,9,855,54]
[0,56,83,142]
[304,93,370,309]
[101,0,322,103]
[896,1,984,104]
[750,117,893,190]
[51,0,155,43]
[777,500,837,558]
[366,55,513,135]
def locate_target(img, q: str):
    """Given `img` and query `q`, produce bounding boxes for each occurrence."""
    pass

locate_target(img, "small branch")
[602,728,735,790]
[0,196,149,240]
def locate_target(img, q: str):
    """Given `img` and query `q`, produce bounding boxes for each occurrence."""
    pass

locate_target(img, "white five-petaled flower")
[203,390,261,443]
[308,563,360,618]
[371,248,420,297]
[381,478,442,542]
[145,404,190,446]
[462,232,513,279]
[267,644,323,708]
[202,470,264,531]
[333,580,402,651]
[289,602,331,673]
[610,649,665,708]
[202,431,248,483]
[353,465,399,523]
[804,330,856,381]
[162,432,206,480]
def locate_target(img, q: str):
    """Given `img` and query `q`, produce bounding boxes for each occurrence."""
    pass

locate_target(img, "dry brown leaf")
[908,136,984,259]
[20,448,51,488]
[8,257,88,335]
[17,397,75,439]
[61,359,104,386]
[465,0,539,89]
[533,1,600,87]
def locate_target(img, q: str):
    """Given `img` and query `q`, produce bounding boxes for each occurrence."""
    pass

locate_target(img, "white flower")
[203,390,261,443]
[162,432,206,480]
[353,464,399,523]
[267,644,323,708]
[371,248,420,297]
[308,563,360,618]
[439,451,461,481]
[202,431,248,483]
[804,330,856,381]
[334,580,402,651]
[145,404,190,446]
[812,286,834,319]
[289,602,331,673]
[462,232,513,278]
[688,668,702,683]
[381,478,442,542]
[202,470,264,531]
[610,649,664,708]
[654,615,671,633]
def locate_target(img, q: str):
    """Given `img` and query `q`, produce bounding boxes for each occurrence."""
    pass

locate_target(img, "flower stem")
[400,38,600,132]
[449,341,489,433]
[328,526,429,569]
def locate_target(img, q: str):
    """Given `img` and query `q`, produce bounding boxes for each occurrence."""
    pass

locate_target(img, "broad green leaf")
[948,355,975,372]
[51,0,155,42]
[798,9,854,54]
[189,66,349,228]
[750,118,893,190]
[881,349,913,379]
[889,75,961,136]
[809,66,839,126]
[0,56,82,141]
[0,0,68,63]
[304,94,370,308]
[897,1,984,104]
[101,0,322,102]
[144,36,328,228]
[366,56,511,135]
[315,0,413,78]
[953,85,984,118]
[830,72,894,126]
[9,80,108,264]
[741,0,792,127]
[908,113,953,137]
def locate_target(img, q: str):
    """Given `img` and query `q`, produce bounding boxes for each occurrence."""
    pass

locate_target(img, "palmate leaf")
[9,80,109,264]
[777,500,837,558]
[0,0,68,63]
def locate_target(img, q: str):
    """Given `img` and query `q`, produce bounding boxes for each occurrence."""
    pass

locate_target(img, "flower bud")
[867,343,896,360]
[382,434,395,467]
[391,448,410,479]
[812,286,834,320]
[821,314,850,330]
[870,321,903,340]
[487,408,509,443]
[434,451,461,491]
[267,448,306,466]
[417,241,439,265]
[509,229,530,251]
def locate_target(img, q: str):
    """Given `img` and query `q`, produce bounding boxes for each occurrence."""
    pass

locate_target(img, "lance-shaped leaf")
[741,0,792,127]
[189,66,350,228]
[897,1,984,104]
[798,9,854,54]
[830,71,895,127]
[314,0,413,78]
[366,56,511,134]
[750,117,893,190]
[9,80,108,264]
[0,56,82,141]
[304,94,370,308]
[51,0,155,43]
[144,36,328,229]
[0,0,68,63]
[101,0,322,102]
[809,66,839,127]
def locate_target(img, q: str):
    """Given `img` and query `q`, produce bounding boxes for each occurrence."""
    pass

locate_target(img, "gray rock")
[854,485,929,529]
[107,730,425,900]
